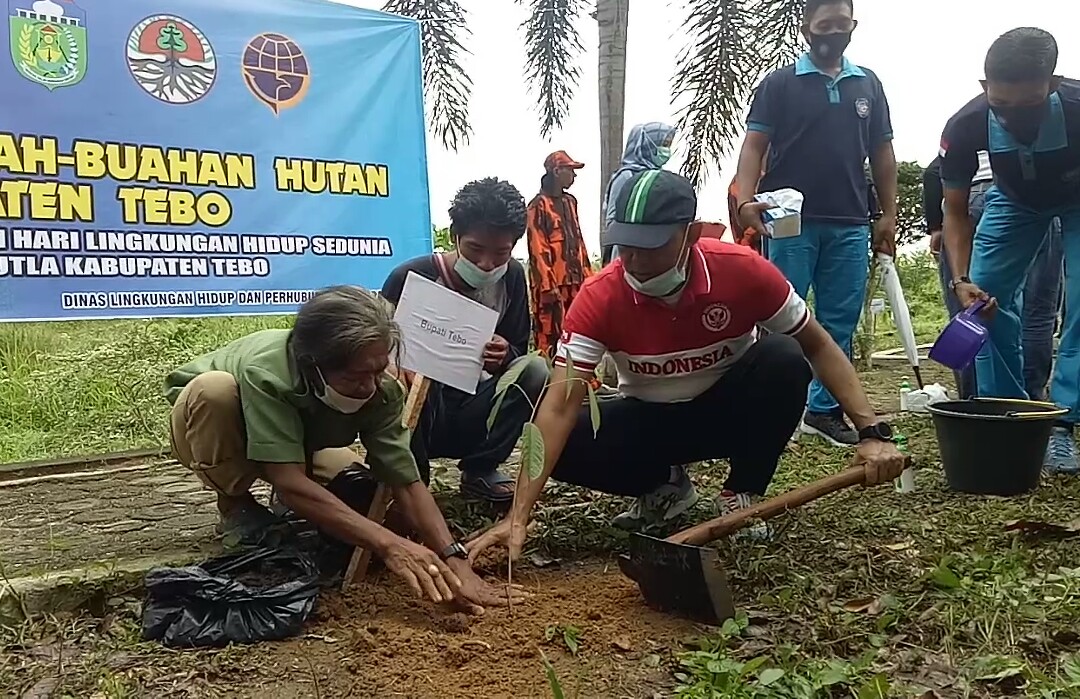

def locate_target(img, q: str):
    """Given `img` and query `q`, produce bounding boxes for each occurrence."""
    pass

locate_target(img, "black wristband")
[440,541,468,561]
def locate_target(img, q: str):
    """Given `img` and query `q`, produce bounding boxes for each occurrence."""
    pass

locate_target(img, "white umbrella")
[876,252,924,389]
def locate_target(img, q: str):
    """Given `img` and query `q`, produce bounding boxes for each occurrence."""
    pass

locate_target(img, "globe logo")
[241,33,310,115]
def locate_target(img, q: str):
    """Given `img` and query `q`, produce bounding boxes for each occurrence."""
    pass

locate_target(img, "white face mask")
[623,228,691,298]
[455,254,508,289]
[315,368,372,414]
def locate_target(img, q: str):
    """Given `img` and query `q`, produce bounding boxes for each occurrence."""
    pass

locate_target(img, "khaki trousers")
[169,371,359,496]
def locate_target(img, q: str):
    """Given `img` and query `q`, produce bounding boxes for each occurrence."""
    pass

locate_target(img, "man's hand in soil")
[447,562,529,615]
[465,516,528,564]
[382,537,461,604]
[483,335,510,373]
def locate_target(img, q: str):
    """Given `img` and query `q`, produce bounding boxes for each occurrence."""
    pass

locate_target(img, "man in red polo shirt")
[467,170,906,558]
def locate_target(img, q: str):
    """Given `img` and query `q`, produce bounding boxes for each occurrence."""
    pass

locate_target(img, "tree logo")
[241,33,310,116]
[8,0,88,90]
[126,14,216,104]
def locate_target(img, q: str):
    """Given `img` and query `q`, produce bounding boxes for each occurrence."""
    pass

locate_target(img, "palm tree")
[672,0,803,186]
[382,0,804,192]
[595,0,629,233]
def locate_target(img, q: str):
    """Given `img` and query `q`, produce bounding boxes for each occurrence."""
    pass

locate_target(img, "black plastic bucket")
[927,398,1067,496]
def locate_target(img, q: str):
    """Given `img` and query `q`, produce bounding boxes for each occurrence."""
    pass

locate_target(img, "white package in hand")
[753,188,804,239]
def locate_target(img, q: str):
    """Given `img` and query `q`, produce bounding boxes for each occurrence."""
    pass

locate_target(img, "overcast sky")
[348,0,1079,256]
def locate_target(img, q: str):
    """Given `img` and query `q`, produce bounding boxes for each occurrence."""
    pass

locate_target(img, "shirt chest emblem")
[855,97,871,119]
[701,302,732,332]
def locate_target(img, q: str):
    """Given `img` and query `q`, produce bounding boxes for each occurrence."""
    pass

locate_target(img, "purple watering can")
[929,299,989,371]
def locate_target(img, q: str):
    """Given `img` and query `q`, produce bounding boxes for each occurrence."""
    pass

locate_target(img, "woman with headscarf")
[526,150,594,360]
[601,122,678,265]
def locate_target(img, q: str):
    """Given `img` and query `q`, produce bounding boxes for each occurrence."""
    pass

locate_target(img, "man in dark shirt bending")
[381,178,551,502]
[939,27,1080,473]
[923,153,1062,402]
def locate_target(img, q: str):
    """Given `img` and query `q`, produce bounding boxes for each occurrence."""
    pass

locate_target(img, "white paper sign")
[393,272,500,394]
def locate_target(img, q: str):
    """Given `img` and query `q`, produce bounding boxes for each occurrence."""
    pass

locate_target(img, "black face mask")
[808,31,852,62]
[991,100,1050,145]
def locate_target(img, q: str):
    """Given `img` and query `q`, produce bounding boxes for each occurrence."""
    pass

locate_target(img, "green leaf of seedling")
[540,650,566,699]
[562,626,580,656]
[486,390,506,433]
[930,562,962,589]
[739,656,767,679]
[564,351,575,399]
[856,673,890,699]
[758,668,785,686]
[586,383,601,437]
[495,354,531,397]
[521,422,545,480]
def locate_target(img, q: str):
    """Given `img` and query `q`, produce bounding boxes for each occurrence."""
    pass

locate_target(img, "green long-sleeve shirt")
[165,329,419,486]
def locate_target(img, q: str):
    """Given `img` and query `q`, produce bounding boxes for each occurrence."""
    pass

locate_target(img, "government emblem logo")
[855,97,871,119]
[9,0,87,90]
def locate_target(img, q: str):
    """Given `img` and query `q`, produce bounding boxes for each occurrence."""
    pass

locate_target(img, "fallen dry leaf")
[883,541,912,551]
[842,595,887,615]
[1003,519,1080,538]
[612,636,633,652]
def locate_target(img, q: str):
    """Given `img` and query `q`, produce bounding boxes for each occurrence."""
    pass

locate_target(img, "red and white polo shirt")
[554,238,809,403]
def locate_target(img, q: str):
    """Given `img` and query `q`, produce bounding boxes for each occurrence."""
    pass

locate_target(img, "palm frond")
[518,0,588,138]
[383,0,474,151]
[671,0,754,187]
[748,0,804,73]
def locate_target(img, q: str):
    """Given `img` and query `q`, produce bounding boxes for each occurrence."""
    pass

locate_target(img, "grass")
[0,315,293,462]
[3,250,1080,696]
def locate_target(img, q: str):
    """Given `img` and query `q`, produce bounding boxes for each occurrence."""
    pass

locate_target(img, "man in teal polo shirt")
[940,27,1080,473]
[734,0,897,447]
[165,286,521,613]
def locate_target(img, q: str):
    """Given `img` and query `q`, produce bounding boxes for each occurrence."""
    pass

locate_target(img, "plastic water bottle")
[899,377,912,412]
[894,434,915,494]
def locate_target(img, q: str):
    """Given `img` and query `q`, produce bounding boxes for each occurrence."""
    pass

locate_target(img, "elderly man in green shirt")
[165,285,520,613]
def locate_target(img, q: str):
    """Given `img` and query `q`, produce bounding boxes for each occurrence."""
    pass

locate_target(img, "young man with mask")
[466,170,907,556]
[602,122,678,266]
[923,151,1063,403]
[165,286,521,613]
[733,0,897,447]
[381,178,551,503]
[939,27,1080,473]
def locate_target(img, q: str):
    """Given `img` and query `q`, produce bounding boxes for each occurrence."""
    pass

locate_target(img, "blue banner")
[0,0,431,320]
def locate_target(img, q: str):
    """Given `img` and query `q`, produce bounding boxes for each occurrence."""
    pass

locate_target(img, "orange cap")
[544,150,585,171]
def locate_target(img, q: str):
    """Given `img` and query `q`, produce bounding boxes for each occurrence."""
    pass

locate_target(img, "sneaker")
[1044,426,1079,474]
[612,466,699,531]
[800,410,859,447]
[716,490,771,542]
[593,384,620,400]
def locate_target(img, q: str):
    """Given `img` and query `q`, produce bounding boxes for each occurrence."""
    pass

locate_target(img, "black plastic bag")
[141,547,320,647]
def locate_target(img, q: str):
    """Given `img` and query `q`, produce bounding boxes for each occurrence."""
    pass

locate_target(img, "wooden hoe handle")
[667,466,867,547]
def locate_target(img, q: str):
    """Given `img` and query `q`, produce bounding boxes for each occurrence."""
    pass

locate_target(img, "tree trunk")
[595,0,629,240]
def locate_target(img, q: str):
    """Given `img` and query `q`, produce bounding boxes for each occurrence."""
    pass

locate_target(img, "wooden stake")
[341,374,431,591]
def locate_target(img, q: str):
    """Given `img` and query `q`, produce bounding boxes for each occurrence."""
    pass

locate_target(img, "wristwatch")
[439,541,468,562]
[948,275,972,291]
[857,421,894,443]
